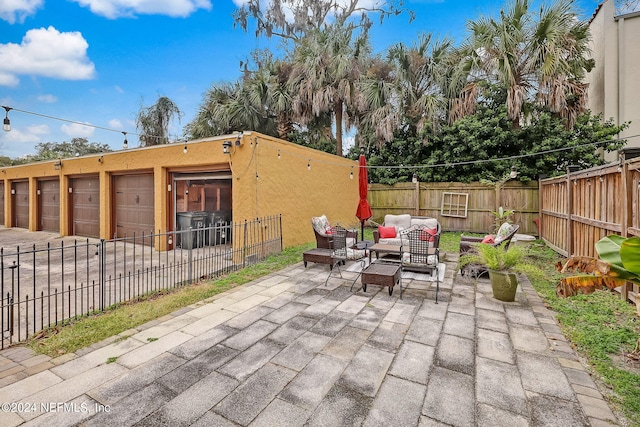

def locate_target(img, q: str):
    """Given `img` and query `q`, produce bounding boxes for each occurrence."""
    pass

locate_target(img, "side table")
[303,248,336,269]
[361,262,402,296]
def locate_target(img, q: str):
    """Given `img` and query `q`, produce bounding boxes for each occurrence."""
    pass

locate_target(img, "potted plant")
[460,243,534,302]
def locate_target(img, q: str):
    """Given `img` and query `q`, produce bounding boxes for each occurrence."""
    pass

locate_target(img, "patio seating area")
[0,250,620,426]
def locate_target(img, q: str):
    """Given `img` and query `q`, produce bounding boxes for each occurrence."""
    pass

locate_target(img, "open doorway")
[172,172,232,249]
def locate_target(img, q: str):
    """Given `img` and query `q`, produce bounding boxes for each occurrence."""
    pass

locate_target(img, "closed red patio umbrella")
[355,149,372,241]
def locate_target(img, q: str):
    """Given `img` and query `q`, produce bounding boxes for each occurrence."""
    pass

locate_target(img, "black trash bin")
[177,211,208,249]
[207,211,232,246]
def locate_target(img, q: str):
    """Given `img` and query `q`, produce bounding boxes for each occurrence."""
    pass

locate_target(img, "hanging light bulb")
[307,160,311,170]
[2,106,12,132]
[183,145,188,154]
[277,149,281,160]
[350,167,354,179]
[122,131,128,149]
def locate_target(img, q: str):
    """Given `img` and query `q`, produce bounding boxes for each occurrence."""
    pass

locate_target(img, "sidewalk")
[0,255,621,426]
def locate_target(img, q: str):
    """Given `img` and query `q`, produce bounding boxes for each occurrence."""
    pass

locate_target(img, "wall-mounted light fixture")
[98,156,104,163]
[122,131,128,149]
[222,140,232,154]
[54,160,62,170]
[2,106,11,132]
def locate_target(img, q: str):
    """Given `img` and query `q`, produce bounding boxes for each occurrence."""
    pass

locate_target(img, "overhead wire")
[4,106,174,144]
[4,105,639,171]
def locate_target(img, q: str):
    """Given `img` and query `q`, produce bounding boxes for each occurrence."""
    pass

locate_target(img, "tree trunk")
[334,99,343,157]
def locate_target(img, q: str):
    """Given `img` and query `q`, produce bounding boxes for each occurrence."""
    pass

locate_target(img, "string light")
[2,106,11,132]
[3,106,172,145]
[257,134,640,173]
[277,149,281,159]
[4,105,639,172]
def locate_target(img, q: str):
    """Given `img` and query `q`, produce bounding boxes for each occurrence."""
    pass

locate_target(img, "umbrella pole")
[361,221,365,242]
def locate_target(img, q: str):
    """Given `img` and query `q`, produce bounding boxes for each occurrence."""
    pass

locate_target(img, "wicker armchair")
[311,215,357,249]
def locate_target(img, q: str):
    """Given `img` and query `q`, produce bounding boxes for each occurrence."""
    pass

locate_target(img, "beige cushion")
[411,217,438,230]
[384,214,412,233]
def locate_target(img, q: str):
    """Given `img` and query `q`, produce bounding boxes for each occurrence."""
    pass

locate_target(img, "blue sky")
[0,0,601,158]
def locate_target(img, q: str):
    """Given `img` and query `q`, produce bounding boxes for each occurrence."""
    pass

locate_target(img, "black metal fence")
[0,214,282,349]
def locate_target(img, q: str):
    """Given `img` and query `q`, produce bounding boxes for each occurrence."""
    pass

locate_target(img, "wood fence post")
[620,151,630,302]
[621,151,629,238]
[412,174,420,216]
[566,166,577,257]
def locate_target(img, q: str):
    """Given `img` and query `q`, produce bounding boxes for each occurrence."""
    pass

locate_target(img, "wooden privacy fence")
[539,149,640,306]
[368,180,539,235]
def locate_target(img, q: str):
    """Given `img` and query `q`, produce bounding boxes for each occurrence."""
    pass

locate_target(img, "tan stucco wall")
[0,132,359,250]
[587,0,640,161]
[229,133,359,248]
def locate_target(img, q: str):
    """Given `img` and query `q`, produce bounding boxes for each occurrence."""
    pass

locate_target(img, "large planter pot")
[488,269,518,302]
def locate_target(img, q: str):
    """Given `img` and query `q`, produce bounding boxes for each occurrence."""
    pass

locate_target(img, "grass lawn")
[26,230,639,425]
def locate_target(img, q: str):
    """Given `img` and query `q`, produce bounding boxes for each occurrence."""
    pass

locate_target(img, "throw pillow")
[420,227,437,242]
[482,235,495,244]
[378,226,397,239]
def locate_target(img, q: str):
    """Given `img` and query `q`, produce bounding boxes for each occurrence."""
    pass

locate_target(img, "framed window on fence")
[441,192,468,218]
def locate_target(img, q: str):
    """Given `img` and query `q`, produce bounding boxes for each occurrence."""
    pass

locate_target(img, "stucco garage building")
[0,132,359,250]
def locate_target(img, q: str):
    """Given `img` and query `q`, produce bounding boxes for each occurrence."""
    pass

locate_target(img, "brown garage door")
[38,179,60,232]
[71,176,100,238]
[12,181,29,228]
[114,174,154,239]
[0,182,4,225]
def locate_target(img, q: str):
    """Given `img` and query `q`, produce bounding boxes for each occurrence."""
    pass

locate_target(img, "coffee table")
[368,243,402,263]
[361,262,402,296]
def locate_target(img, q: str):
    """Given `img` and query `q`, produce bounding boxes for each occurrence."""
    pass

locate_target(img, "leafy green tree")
[136,96,182,146]
[11,138,111,165]
[233,0,411,43]
[361,90,626,185]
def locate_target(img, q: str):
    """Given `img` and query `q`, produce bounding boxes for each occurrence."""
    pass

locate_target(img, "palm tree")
[453,0,591,128]
[185,54,294,141]
[360,33,453,145]
[289,23,371,156]
[136,96,182,146]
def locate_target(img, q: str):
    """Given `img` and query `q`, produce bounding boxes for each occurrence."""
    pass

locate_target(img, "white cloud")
[37,94,57,103]
[0,26,95,86]
[114,85,124,93]
[72,0,212,19]
[0,72,19,87]
[108,118,123,129]
[1,124,49,144]
[0,0,43,24]
[61,122,95,137]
